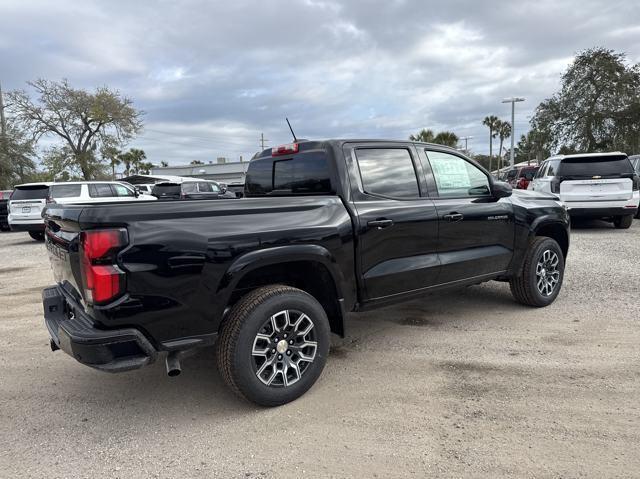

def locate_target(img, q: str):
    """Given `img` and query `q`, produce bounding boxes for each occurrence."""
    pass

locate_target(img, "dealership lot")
[0,222,639,478]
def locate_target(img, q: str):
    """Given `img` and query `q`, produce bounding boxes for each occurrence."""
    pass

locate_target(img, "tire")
[216,285,330,406]
[509,237,565,307]
[28,231,45,241]
[613,215,633,229]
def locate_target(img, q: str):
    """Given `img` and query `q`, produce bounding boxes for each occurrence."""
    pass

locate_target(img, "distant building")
[150,159,250,186]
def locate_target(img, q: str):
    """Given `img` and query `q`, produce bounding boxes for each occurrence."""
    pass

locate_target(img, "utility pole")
[459,136,473,153]
[259,132,269,150]
[0,81,6,136]
[0,81,8,188]
[501,97,525,167]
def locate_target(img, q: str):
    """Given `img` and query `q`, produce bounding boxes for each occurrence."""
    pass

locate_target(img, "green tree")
[160,160,169,168]
[118,148,147,176]
[409,129,459,147]
[0,122,37,187]
[496,120,512,170]
[531,48,640,154]
[482,115,500,171]
[101,145,121,179]
[6,79,143,180]
[190,160,205,165]
[433,131,459,148]
[409,129,436,143]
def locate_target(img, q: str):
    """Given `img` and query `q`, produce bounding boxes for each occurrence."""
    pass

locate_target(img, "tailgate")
[43,205,85,300]
[560,178,632,203]
[9,199,47,220]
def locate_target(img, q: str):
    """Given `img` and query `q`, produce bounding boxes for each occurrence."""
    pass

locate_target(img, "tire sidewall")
[526,238,564,306]
[231,290,330,406]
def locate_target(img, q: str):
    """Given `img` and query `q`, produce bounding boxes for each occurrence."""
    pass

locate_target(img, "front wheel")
[216,285,330,406]
[613,215,633,229]
[509,237,565,307]
[28,231,45,241]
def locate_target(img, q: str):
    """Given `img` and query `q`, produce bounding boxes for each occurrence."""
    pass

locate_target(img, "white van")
[48,181,157,205]
[8,183,52,240]
[530,153,639,229]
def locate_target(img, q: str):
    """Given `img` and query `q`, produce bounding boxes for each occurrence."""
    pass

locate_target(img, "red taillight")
[271,143,299,157]
[79,229,128,305]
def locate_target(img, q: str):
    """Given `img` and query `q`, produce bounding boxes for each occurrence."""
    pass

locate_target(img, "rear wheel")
[28,231,45,241]
[613,215,633,229]
[216,285,330,406]
[509,237,564,307]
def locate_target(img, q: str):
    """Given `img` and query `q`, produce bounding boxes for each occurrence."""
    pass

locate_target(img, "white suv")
[530,152,640,229]
[8,182,52,240]
[48,181,157,205]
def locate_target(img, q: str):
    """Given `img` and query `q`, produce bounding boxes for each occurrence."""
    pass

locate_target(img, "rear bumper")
[568,206,638,217]
[42,285,157,372]
[8,218,45,232]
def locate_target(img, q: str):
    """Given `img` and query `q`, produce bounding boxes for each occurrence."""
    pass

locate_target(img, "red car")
[514,166,539,189]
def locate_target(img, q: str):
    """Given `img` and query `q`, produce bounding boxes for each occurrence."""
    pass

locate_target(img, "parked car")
[42,139,570,406]
[630,155,640,219]
[151,179,228,200]
[48,181,157,205]
[0,190,12,231]
[8,182,52,241]
[530,153,639,228]
[513,166,539,190]
[133,184,155,195]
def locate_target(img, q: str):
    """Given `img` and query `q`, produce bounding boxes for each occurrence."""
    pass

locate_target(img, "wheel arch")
[531,219,569,260]
[218,245,348,337]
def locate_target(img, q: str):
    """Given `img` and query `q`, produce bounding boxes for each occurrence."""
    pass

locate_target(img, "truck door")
[345,143,440,300]
[421,148,515,284]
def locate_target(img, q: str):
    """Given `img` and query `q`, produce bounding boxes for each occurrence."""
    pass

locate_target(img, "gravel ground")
[0,220,639,478]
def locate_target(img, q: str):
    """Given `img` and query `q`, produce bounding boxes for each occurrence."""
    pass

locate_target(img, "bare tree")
[6,79,143,179]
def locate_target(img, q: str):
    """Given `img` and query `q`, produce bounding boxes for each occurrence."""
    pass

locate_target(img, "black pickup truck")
[42,140,570,406]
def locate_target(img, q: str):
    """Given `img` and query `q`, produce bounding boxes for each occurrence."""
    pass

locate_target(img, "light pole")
[501,97,525,167]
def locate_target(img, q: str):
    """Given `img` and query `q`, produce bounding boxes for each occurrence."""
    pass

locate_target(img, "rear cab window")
[11,185,50,200]
[245,143,332,196]
[558,155,634,178]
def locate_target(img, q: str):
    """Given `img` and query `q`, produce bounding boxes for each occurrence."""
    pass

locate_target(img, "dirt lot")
[0,221,639,478]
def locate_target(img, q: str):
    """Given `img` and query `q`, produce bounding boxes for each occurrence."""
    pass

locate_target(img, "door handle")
[367,219,394,229]
[443,213,464,222]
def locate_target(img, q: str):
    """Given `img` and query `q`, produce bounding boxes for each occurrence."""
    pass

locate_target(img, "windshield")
[558,156,634,178]
[11,185,49,200]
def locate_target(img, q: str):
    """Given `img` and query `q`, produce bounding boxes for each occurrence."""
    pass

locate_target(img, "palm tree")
[482,115,500,172]
[101,146,122,179]
[496,121,512,172]
[433,131,459,148]
[409,129,435,143]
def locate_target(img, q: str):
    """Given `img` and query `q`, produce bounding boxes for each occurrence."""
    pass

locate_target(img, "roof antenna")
[286,117,298,143]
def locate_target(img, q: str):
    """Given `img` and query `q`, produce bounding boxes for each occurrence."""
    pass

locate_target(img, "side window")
[182,183,197,193]
[427,151,490,198]
[546,160,560,177]
[534,162,546,179]
[355,148,419,199]
[89,183,115,198]
[197,182,213,193]
[113,184,135,197]
[210,183,221,193]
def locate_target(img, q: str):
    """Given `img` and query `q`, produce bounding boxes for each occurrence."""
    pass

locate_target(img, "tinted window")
[152,184,181,197]
[11,185,49,200]
[197,182,213,193]
[546,160,561,176]
[182,182,198,193]
[506,169,518,180]
[245,152,331,196]
[427,151,490,198]
[631,157,640,173]
[558,156,634,177]
[521,168,538,180]
[113,184,135,197]
[50,184,82,198]
[210,183,221,193]
[88,184,115,198]
[356,148,419,198]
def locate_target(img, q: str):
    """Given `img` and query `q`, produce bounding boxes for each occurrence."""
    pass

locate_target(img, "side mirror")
[491,181,512,198]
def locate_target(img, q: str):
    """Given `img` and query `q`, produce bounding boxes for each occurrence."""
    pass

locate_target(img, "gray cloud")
[1,0,640,164]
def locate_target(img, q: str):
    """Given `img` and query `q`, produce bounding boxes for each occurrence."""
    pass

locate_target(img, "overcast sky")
[1,0,640,165]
